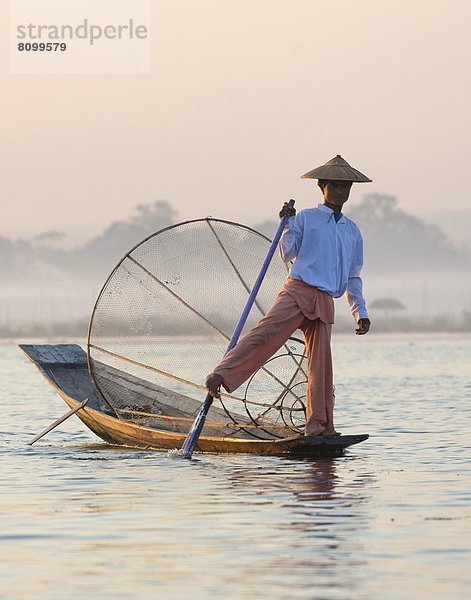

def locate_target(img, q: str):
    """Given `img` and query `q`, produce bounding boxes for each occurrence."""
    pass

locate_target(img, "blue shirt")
[279,203,368,321]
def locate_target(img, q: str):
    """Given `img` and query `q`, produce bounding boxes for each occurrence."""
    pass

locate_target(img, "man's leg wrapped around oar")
[206,278,338,436]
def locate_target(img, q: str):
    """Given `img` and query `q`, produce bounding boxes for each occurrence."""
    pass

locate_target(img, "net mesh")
[87,218,308,439]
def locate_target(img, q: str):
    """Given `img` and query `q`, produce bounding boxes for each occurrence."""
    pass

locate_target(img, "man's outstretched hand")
[279,202,296,218]
[356,318,371,335]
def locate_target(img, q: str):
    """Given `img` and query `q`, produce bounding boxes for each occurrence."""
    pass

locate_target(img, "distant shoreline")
[7,330,471,347]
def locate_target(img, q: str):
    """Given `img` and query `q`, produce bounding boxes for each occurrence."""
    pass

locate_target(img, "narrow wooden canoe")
[20,344,368,457]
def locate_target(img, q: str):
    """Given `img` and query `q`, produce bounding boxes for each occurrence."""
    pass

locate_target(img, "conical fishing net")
[87,218,308,440]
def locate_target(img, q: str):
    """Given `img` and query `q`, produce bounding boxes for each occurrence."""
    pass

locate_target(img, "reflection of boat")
[21,344,368,456]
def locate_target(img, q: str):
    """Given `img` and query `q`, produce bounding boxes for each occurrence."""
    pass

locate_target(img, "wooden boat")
[20,343,369,457]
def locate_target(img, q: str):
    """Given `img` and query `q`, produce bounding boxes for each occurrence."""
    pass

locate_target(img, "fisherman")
[205,155,372,437]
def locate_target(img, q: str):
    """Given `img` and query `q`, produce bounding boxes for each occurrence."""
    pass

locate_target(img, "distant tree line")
[0,195,469,284]
[1,194,470,336]
[0,201,178,282]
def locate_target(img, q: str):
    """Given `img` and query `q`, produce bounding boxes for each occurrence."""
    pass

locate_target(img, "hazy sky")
[2,0,471,246]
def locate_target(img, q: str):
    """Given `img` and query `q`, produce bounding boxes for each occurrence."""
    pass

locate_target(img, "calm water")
[1,335,470,599]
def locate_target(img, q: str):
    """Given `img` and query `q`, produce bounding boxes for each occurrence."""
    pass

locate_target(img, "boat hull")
[21,344,369,457]
[60,393,367,456]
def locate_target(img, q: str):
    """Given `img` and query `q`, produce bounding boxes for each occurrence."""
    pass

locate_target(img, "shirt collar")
[317,203,346,224]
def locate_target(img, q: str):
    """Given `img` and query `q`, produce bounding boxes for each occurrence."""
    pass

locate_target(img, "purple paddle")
[179,199,295,459]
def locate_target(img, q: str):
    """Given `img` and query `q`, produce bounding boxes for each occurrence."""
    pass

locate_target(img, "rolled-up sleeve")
[345,234,369,321]
[279,215,302,262]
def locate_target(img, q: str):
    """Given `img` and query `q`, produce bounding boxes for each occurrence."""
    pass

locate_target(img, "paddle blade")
[178,394,214,458]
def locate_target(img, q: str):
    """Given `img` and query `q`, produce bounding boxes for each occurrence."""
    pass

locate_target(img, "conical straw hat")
[301,155,372,182]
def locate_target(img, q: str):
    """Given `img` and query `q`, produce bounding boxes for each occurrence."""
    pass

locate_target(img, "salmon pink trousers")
[214,278,336,436]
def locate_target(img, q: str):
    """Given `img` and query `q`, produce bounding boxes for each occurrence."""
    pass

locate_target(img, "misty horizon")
[2,194,471,253]
[1,194,470,334]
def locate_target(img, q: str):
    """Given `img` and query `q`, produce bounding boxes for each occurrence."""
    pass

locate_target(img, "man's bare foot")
[205,372,223,398]
[305,428,342,437]
[319,430,341,437]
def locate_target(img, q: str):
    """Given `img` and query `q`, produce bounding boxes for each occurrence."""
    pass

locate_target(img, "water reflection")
[189,456,372,596]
